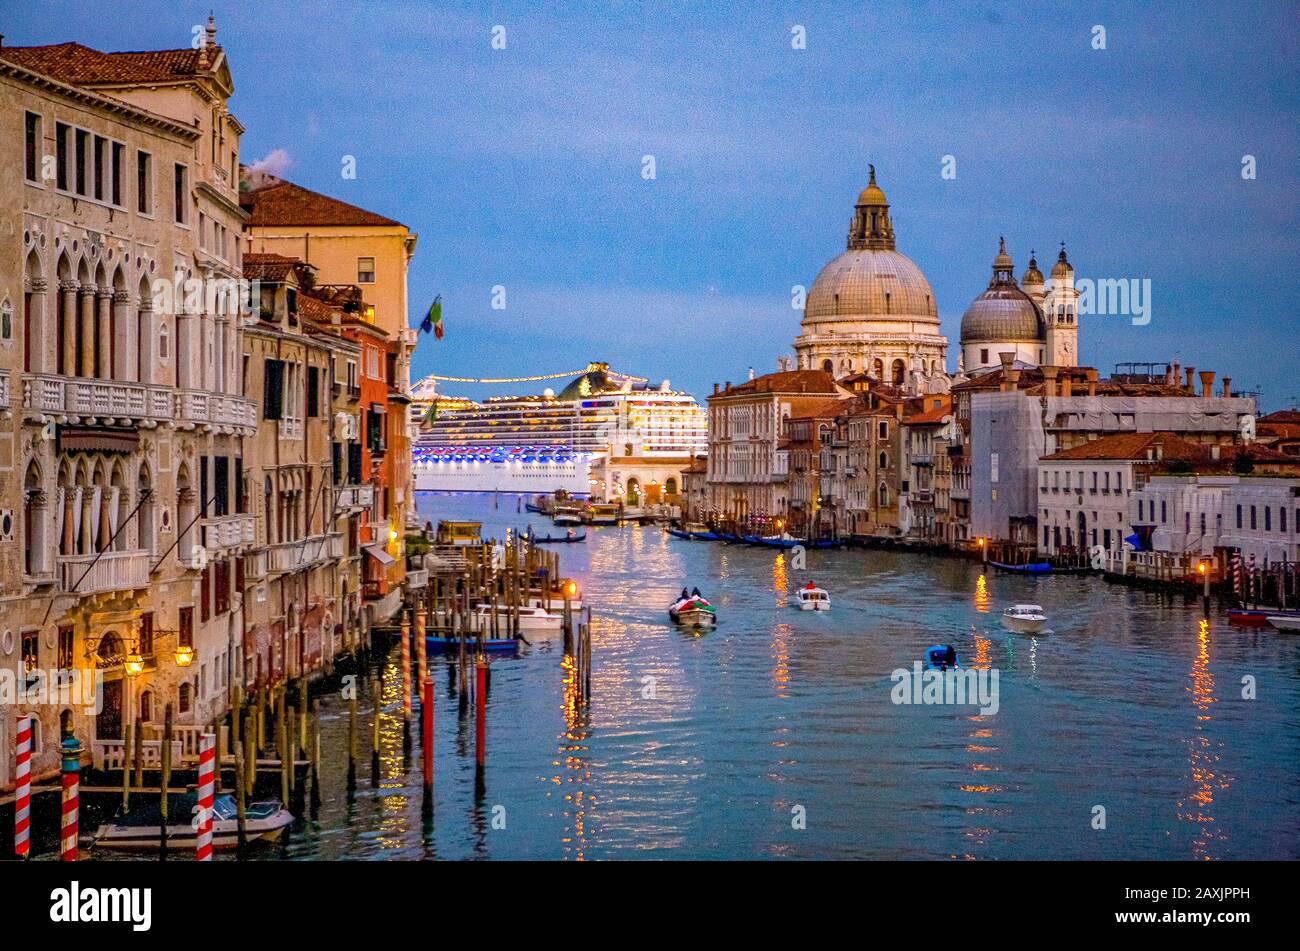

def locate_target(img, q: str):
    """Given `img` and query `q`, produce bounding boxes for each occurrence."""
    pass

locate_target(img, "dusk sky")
[9,1,1298,406]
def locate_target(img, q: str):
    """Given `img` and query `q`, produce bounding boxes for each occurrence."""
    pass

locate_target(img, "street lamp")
[174,642,196,668]
[1199,558,1212,614]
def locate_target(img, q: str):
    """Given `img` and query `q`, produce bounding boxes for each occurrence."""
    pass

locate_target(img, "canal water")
[93,492,1300,860]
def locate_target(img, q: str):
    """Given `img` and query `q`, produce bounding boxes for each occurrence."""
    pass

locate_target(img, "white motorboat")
[795,585,831,611]
[526,595,584,612]
[1001,604,1047,634]
[92,793,292,851]
[473,603,563,633]
[1266,615,1300,633]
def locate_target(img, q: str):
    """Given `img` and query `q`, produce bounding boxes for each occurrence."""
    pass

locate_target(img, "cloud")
[247,148,294,177]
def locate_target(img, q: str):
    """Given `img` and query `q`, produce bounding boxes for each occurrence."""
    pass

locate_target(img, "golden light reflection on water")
[961,625,1004,843]
[770,622,793,698]
[1177,618,1229,860]
[554,649,591,860]
[376,656,411,853]
[772,553,789,608]
[974,574,990,613]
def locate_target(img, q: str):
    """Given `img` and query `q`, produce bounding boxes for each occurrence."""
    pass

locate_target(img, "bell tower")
[1044,243,1080,368]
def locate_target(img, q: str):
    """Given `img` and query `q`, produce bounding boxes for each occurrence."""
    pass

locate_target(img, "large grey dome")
[960,288,1044,343]
[960,238,1045,344]
[805,248,938,322]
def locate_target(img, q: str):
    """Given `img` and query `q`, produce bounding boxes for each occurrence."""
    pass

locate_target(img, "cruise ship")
[411,363,708,498]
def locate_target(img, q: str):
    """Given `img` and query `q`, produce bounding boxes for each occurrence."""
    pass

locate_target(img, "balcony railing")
[267,533,344,573]
[201,513,258,554]
[243,549,268,581]
[24,374,174,426]
[176,389,258,434]
[57,549,151,596]
[911,453,934,467]
[335,484,374,513]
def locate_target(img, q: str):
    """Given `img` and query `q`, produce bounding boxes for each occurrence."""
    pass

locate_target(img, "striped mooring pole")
[60,731,83,862]
[400,610,412,753]
[14,714,32,858]
[196,732,216,861]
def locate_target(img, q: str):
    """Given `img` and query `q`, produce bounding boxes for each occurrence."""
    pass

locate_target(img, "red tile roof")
[1042,432,1208,462]
[242,252,302,282]
[716,370,839,397]
[241,176,403,228]
[1,42,218,85]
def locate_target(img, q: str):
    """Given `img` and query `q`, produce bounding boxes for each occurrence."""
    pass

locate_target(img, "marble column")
[78,286,95,378]
[59,281,78,376]
[96,288,113,380]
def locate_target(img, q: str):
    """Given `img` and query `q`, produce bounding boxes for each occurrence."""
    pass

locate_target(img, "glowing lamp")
[124,651,145,677]
[174,643,196,668]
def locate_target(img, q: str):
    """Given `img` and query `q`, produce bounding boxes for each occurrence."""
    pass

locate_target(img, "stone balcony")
[335,483,374,513]
[57,549,151,596]
[267,532,344,574]
[23,374,172,427]
[176,389,258,435]
[201,513,258,555]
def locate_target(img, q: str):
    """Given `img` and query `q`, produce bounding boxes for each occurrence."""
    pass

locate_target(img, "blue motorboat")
[924,644,960,670]
[427,635,519,655]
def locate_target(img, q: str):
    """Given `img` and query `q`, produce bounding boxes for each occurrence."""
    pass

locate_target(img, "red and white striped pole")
[14,715,32,859]
[196,732,215,861]
[59,731,82,862]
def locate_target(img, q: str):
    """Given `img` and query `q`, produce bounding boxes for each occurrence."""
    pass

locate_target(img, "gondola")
[529,532,587,544]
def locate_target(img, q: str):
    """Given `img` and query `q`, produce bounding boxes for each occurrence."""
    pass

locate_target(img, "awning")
[364,544,396,566]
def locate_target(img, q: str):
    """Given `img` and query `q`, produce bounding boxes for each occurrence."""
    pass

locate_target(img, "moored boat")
[1229,607,1300,626]
[1266,615,1300,633]
[1001,604,1048,634]
[553,507,584,526]
[667,523,722,540]
[92,793,292,851]
[474,603,564,633]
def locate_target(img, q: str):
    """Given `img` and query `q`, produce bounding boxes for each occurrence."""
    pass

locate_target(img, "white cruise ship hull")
[414,458,593,494]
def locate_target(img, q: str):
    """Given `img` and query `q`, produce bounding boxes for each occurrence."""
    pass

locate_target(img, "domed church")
[795,167,949,385]
[959,240,1080,372]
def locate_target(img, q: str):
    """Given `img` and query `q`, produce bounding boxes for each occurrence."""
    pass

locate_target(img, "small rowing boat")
[1267,615,1300,633]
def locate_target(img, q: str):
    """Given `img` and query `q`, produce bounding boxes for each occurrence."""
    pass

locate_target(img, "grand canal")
[88,492,1300,861]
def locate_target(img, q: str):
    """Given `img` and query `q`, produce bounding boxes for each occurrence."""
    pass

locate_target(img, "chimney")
[724,381,731,393]
[712,382,719,395]
[1086,368,1099,397]
[1198,370,1215,398]
[1172,360,1180,388]
[1041,365,1059,398]
[1061,372,1074,398]
[1222,376,1232,398]
[1184,366,1196,392]
[1002,369,1022,392]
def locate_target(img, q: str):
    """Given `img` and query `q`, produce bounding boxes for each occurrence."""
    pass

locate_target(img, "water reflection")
[110,493,1294,861]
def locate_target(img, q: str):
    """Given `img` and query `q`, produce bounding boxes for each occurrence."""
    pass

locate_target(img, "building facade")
[1,29,257,783]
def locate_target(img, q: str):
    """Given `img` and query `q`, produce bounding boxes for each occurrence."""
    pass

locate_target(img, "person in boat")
[943,645,957,669]
[566,528,575,539]
[680,588,690,602]
[691,587,701,598]
[806,581,816,590]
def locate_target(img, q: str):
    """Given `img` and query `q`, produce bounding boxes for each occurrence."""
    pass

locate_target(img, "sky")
[7,1,1299,408]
